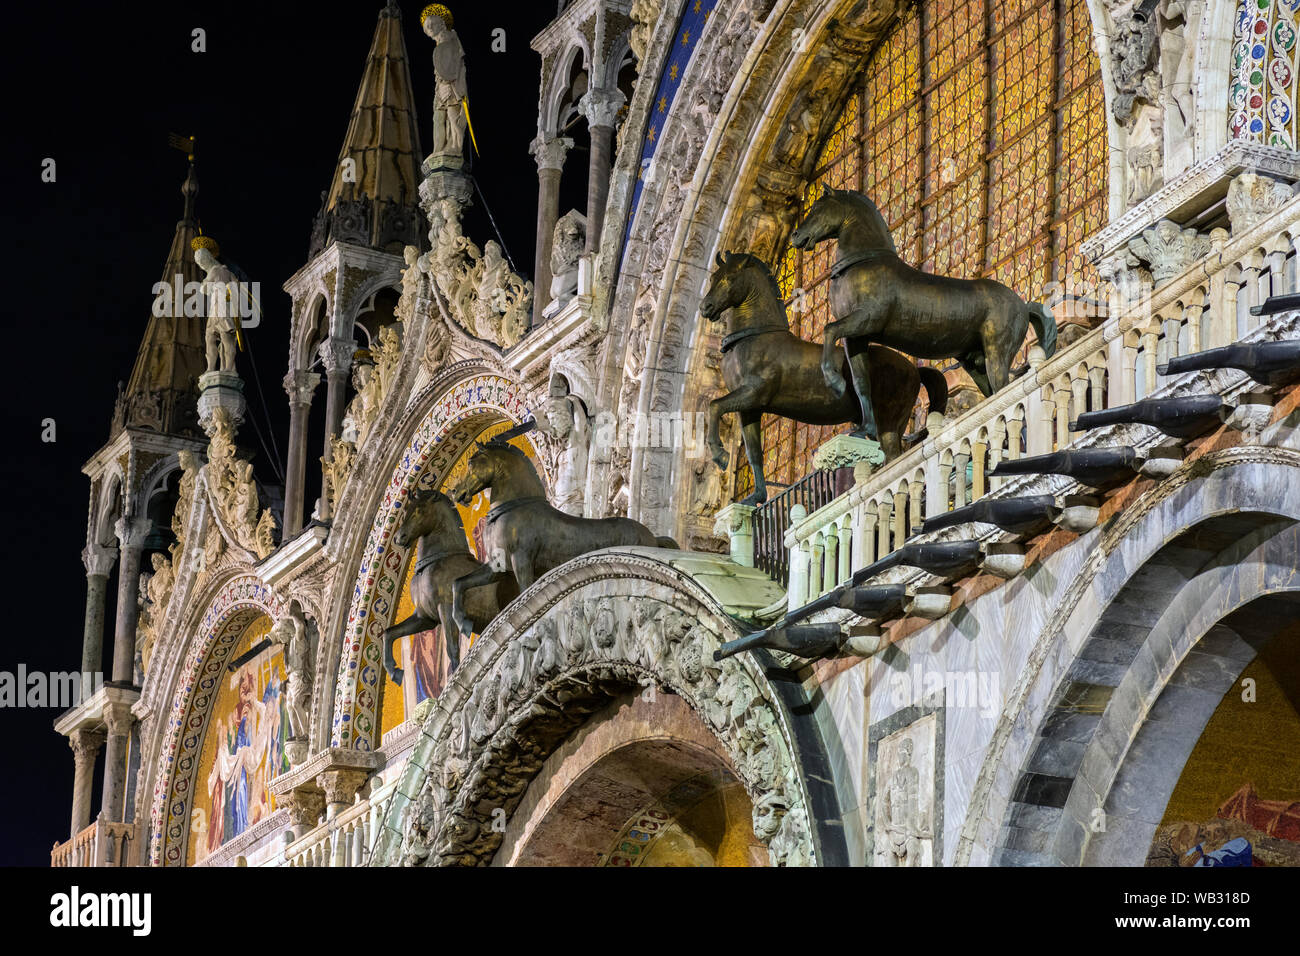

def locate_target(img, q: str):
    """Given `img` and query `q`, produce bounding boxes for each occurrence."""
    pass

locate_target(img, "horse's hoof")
[387,666,403,687]
[711,450,730,471]
[740,491,767,506]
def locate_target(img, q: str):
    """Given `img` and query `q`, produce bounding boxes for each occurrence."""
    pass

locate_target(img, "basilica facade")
[52,0,1300,867]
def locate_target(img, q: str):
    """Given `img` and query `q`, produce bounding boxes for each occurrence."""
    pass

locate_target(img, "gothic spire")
[116,160,206,437]
[310,2,425,257]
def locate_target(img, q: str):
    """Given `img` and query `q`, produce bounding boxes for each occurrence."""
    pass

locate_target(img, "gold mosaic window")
[750,0,1107,490]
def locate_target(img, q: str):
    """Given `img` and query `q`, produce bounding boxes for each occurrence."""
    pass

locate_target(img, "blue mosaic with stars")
[622,0,719,252]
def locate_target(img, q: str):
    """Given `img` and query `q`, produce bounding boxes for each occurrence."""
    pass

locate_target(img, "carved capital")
[578,87,626,131]
[282,369,321,406]
[319,337,356,377]
[529,133,574,172]
[1127,219,1210,285]
[69,728,106,765]
[113,516,151,552]
[317,769,369,811]
[82,543,118,578]
[103,701,135,737]
[1226,172,1295,235]
[284,788,326,831]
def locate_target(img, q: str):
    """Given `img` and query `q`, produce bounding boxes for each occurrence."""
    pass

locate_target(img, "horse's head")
[450,447,498,506]
[790,186,850,251]
[394,487,460,549]
[700,251,748,321]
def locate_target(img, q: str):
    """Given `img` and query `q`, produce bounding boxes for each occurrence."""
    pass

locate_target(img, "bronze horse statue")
[382,487,518,683]
[789,187,1056,436]
[700,251,948,505]
[447,428,679,638]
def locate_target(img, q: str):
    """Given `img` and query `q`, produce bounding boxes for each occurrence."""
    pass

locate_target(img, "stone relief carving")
[629,0,661,66]
[390,580,815,868]
[874,718,937,867]
[1226,172,1296,235]
[426,198,531,348]
[202,407,277,559]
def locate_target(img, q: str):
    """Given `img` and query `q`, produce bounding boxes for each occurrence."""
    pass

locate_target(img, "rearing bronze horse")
[382,487,518,683]
[447,431,678,637]
[700,251,947,505]
[789,187,1056,435]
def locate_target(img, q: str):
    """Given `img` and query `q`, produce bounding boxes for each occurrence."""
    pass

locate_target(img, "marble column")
[69,728,105,838]
[99,700,135,824]
[318,769,369,821]
[80,544,117,678]
[111,517,150,685]
[529,133,573,325]
[579,88,626,255]
[282,368,321,536]
[318,337,355,522]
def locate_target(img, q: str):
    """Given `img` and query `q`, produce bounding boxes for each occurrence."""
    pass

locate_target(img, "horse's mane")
[727,252,784,302]
[831,189,897,253]
[480,440,530,460]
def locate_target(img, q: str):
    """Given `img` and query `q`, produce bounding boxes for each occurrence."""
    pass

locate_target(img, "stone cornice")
[1081,141,1300,263]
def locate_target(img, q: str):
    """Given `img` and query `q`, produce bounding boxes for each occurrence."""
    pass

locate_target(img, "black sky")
[0,0,567,865]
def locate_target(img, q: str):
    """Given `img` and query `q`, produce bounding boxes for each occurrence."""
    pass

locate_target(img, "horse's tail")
[1028,302,1057,358]
[917,365,949,417]
[655,535,680,550]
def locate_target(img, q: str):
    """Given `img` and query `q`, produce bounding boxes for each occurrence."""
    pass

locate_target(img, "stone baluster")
[856,506,877,571]
[987,421,1007,492]
[1053,388,1072,449]
[786,504,808,611]
[1140,330,1160,399]
[819,530,836,597]
[1185,294,1205,354]
[809,532,826,599]
[1070,373,1089,425]
[1087,366,1107,413]
[936,457,954,516]
[1006,414,1024,463]
[970,440,989,501]
[1237,260,1261,337]
[908,476,925,532]
[876,498,893,560]
[892,488,908,545]
[837,516,852,586]
[953,451,971,508]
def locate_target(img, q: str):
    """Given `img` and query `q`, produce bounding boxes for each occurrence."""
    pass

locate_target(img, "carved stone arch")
[997,513,1300,865]
[371,550,848,867]
[293,291,331,372]
[143,572,286,866]
[323,369,543,752]
[343,271,404,332]
[544,41,591,136]
[958,448,1300,865]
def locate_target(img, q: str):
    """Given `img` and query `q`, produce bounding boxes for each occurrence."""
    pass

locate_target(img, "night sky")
[1,1,574,865]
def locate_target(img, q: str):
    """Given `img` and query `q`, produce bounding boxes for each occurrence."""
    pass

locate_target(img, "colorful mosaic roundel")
[1230,0,1300,147]
[330,373,533,751]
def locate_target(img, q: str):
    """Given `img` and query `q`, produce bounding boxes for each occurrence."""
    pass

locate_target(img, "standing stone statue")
[422,4,468,167]
[269,600,313,746]
[544,210,587,318]
[542,377,592,516]
[193,236,240,373]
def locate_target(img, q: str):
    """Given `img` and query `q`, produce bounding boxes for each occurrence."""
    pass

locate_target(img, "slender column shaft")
[111,519,150,685]
[283,370,320,536]
[529,134,572,325]
[69,729,105,838]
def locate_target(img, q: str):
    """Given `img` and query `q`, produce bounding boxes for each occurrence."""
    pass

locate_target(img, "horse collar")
[413,548,472,575]
[485,495,549,524]
[830,248,896,279]
[721,324,788,353]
